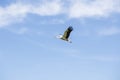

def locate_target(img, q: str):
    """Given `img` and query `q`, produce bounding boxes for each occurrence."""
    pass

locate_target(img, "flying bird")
[56,26,73,43]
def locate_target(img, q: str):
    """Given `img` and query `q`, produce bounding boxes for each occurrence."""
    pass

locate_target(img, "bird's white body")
[56,34,72,43]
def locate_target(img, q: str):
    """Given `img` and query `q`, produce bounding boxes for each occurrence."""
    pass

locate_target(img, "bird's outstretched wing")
[62,26,73,40]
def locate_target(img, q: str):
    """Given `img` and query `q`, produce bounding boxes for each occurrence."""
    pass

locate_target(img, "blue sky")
[0,0,120,80]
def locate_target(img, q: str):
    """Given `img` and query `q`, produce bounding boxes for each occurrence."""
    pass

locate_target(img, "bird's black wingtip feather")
[68,26,73,31]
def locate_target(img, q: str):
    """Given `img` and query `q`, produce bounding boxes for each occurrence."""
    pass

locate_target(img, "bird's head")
[56,34,63,39]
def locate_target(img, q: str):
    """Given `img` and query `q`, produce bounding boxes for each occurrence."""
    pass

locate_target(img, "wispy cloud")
[5,27,29,35]
[84,56,120,62]
[75,26,120,37]
[62,49,120,62]
[98,27,120,36]
[15,27,29,35]
[68,53,120,62]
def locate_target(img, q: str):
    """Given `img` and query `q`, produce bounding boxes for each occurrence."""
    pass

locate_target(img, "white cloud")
[68,0,120,18]
[30,0,63,16]
[38,19,65,24]
[0,3,30,27]
[0,1,63,27]
[98,27,120,36]
[0,0,120,27]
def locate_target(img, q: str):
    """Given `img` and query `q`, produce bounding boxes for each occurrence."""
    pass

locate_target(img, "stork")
[56,26,73,43]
